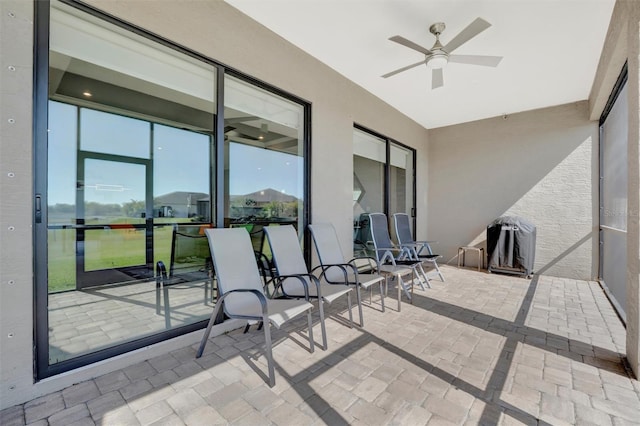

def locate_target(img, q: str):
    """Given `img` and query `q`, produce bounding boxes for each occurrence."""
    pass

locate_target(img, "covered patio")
[3,265,638,425]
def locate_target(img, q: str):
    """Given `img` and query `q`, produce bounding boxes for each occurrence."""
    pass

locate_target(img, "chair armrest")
[219,288,268,317]
[311,263,351,285]
[348,256,381,273]
[272,273,315,300]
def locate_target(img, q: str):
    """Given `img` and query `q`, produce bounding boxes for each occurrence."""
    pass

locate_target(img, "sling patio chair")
[393,212,445,283]
[308,222,386,327]
[264,225,352,349]
[368,212,424,309]
[196,227,315,387]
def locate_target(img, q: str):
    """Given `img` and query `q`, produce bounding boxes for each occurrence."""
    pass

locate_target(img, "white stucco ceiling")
[224,0,615,129]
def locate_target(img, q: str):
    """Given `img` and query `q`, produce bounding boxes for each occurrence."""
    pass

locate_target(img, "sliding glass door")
[600,66,628,322]
[36,0,309,377]
[352,126,416,253]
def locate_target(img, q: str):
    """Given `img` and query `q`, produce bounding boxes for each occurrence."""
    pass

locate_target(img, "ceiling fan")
[382,17,502,89]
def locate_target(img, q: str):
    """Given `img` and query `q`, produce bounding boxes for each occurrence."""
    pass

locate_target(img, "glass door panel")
[77,158,149,287]
[353,129,386,254]
[389,143,416,238]
[600,81,628,321]
[224,75,305,255]
[42,0,218,370]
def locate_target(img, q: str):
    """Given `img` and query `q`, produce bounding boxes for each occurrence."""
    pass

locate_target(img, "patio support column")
[627,0,640,379]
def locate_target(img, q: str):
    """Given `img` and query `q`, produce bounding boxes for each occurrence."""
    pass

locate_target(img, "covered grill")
[487,216,536,278]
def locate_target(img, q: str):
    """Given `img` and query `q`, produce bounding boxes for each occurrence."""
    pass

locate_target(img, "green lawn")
[48,225,177,293]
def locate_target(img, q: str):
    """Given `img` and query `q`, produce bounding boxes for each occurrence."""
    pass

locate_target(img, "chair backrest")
[393,213,413,246]
[205,228,264,315]
[264,225,311,295]
[368,213,394,263]
[309,223,347,282]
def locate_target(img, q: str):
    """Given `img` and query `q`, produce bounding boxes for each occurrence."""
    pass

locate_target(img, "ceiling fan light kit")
[383,17,503,89]
[426,52,448,69]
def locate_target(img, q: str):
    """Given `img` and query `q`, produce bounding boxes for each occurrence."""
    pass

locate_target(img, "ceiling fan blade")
[382,60,427,78]
[432,68,444,89]
[443,17,491,54]
[388,35,433,56]
[449,54,503,67]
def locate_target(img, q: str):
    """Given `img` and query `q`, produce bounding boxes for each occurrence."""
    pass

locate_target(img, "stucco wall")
[0,0,429,408]
[0,0,36,412]
[588,0,640,379]
[428,102,599,280]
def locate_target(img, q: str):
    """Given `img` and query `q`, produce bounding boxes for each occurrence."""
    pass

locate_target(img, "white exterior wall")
[428,102,599,280]
[0,0,429,408]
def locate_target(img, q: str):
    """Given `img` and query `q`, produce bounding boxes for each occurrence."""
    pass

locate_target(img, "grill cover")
[487,216,536,277]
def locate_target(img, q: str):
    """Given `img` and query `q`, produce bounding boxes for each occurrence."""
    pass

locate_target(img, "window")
[35,0,309,377]
[352,126,416,254]
[223,76,306,255]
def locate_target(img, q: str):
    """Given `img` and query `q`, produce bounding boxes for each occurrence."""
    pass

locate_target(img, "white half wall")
[427,102,599,280]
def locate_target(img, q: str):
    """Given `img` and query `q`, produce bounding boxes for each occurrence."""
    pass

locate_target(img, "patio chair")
[196,228,315,387]
[393,212,445,283]
[264,225,351,349]
[368,212,423,307]
[308,222,386,326]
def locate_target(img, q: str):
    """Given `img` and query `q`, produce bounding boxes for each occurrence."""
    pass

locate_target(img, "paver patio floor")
[2,265,639,425]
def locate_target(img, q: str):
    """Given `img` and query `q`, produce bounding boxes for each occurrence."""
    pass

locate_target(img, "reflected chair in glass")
[155,224,214,327]
[309,222,386,326]
[196,228,315,387]
[264,225,351,349]
[368,212,422,310]
[393,213,445,283]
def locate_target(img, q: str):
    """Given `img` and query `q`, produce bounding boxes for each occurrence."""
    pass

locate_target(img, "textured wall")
[428,102,599,280]
[624,0,640,381]
[0,0,37,411]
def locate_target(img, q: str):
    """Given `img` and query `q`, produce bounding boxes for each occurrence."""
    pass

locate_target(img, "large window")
[35,0,309,377]
[353,126,416,254]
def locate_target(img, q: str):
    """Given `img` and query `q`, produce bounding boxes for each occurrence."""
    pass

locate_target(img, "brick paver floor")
[3,265,639,425]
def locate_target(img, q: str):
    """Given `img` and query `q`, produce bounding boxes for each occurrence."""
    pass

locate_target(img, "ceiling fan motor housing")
[429,22,446,36]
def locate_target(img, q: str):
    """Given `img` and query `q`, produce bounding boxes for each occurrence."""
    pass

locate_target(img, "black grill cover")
[487,216,536,277]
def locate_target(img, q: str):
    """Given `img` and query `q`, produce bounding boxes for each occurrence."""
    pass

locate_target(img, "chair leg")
[347,292,353,328]
[397,276,402,312]
[307,310,315,353]
[414,264,428,290]
[380,279,386,312]
[355,284,364,327]
[398,275,412,300]
[196,299,224,358]
[318,298,328,349]
[262,320,275,387]
[419,263,432,289]
[435,261,445,282]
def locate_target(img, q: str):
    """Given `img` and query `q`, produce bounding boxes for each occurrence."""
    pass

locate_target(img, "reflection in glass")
[389,143,415,218]
[353,129,385,254]
[153,124,211,224]
[46,0,215,365]
[224,76,305,253]
[81,109,150,158]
